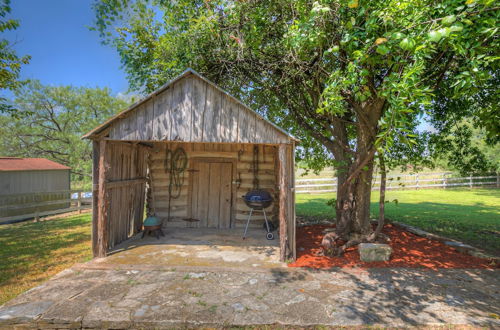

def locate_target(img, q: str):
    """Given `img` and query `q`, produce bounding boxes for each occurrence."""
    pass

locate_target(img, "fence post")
[497,173,499,188]
[416,174,419,190]
[469,174,473,188]
[77,191,82,214]
[442,173,446,189]
[34,208,39,222]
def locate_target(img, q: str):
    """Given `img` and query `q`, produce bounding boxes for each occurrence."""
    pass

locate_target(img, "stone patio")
[0,227,499,328]
[102,227,283,269]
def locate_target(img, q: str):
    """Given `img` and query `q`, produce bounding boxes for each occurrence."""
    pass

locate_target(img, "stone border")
[389,220,500,263]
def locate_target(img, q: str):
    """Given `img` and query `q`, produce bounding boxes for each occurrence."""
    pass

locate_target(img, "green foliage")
[430,120,500,174]
[0,0,31,113]
[92,0,498,186]
[0,81,129,183]
[296,189,500,255]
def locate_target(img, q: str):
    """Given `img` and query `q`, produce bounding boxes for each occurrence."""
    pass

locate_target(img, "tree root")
[321,230,390,257]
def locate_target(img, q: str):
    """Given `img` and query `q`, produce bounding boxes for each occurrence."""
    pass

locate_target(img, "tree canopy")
[0,81,129,185]
[93,0,499,251]
[0,0,30,113]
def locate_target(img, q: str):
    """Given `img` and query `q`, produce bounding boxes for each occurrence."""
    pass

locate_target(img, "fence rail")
[296,172,500,194]
[0,190,92,224]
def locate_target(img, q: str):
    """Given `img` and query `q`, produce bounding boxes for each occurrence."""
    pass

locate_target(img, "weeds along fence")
[0,190,92,224]
[296,172,500,194]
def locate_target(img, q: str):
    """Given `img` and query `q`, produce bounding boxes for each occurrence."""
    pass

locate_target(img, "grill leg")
[263,209,271,233]
[243,208,254,239]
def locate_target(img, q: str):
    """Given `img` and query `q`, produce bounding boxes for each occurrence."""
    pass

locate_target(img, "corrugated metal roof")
[0,157,71,171]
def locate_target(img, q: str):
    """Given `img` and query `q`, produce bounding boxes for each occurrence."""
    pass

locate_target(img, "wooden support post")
[77,191,82,214]
[442,173,446,189]
[95,139,109,258]
[469,174,473,189]
[415,174,419,190]
[497,173,500,188]
[92,141,99,256]
[290,143,296,261]
[277,143,296,262]
[278,144,288,262]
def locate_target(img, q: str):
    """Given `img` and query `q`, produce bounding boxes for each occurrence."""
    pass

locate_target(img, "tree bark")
[322,99,385,255]
[371,153,386,241]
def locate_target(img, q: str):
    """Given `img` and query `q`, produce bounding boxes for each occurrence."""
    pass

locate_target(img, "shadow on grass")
[296,196,500,256]
[0,214,92,284]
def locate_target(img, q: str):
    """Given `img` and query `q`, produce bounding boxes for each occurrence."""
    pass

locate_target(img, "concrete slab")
[1,266,499,328]
[1,227,499,328]
[98,227,283,270]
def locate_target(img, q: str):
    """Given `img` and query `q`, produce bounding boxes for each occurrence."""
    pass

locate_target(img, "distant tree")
[0,0,30,113]
[93,0,499,254]
[0,81,129,184]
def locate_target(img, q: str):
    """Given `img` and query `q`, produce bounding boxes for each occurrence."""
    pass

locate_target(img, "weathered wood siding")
[108,74,290,144]
[0,170,70,218]
[149,142,278,228]
[99,141,148,252]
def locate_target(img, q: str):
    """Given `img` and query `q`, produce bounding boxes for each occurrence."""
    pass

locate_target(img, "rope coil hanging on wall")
[164,147,187,224]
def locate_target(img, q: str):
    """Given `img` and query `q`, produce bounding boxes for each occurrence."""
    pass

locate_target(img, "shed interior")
[86,69,296,261]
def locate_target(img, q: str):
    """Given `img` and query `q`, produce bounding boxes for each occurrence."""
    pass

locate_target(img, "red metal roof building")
[0,157,71,171]
[0,157,72,222]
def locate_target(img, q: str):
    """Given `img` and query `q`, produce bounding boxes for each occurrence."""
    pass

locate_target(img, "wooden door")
[190,160,232,228]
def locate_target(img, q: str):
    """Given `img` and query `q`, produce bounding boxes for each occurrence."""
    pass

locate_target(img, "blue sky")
[3,1,432,132]
[3,0,128,98]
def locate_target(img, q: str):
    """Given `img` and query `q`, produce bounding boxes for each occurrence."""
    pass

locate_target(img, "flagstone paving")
[0,264,499,328]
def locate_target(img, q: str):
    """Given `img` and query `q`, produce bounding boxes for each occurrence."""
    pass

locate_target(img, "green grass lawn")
[0,213,92,305]
[1,188,498,305]
[296,188,500,256]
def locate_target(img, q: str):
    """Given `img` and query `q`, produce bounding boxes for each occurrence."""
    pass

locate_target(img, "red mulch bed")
[288,224,497,270]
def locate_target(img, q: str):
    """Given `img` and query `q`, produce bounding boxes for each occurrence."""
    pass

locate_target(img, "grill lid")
[243,189,272,202]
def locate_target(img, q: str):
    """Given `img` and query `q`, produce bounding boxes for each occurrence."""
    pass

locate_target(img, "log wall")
[149,142,278,228]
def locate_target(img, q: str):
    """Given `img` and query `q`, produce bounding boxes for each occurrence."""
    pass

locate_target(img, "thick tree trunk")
[322,99,385,256]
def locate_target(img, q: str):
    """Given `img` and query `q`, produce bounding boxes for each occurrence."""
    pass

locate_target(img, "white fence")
[296,172,500,194]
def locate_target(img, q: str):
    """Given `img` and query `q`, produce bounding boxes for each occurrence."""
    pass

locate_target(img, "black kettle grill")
[242,189,274,240]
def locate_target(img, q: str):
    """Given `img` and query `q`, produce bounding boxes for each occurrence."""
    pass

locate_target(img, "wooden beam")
[289,143,297,260]
[92,140,99,256]
[278,144,289,262]
[95,139,109,258]
[105,178,147,189]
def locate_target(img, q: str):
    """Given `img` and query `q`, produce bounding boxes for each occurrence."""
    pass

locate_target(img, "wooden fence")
[296,172,500,194]
[0,190,92,224]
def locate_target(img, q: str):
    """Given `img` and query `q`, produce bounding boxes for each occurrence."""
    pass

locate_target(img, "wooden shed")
[84,69,297,261]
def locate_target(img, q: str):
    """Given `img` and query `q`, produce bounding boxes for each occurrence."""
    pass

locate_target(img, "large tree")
[0,0,30,113]
[93,0,499,253]
[0,81,129,184]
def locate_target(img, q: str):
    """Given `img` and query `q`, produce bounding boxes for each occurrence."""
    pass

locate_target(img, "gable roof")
[83,68,298,144]
[0,157,70,171]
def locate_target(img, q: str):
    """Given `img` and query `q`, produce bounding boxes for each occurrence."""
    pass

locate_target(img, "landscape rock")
[359,243,392,262]
[444,241,475,253]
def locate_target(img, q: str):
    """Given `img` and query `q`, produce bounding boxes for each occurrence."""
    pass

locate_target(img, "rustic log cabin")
[84,69,297,261]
